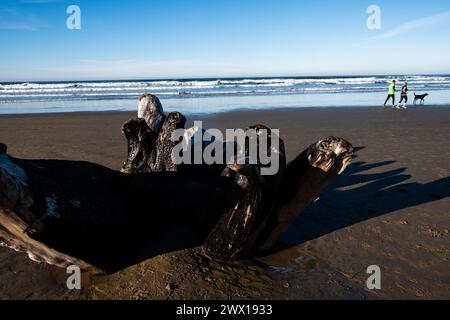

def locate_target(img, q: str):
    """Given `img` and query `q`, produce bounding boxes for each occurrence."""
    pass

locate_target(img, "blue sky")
[1,0,450,81]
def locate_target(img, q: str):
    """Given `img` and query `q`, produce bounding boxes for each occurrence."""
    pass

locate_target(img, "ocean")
[1,75,450,114]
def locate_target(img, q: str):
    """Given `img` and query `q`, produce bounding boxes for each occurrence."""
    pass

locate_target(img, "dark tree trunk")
[0,144,244,273]
[0,94,354,272]
[204,137,353,261]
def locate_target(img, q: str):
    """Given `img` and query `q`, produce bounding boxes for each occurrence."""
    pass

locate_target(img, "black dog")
[414,93,429,105]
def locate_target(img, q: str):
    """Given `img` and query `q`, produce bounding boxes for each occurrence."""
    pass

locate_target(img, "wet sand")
[0,106,449,300]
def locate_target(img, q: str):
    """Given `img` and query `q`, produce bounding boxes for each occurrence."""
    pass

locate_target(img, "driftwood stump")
[0,94,353,273]
[204,135,353,260]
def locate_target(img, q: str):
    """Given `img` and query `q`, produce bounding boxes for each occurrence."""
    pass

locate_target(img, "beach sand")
[0,106,449,300]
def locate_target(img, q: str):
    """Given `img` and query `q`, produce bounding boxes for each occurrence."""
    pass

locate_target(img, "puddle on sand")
[254,246,371,299]
[257,246,320,275]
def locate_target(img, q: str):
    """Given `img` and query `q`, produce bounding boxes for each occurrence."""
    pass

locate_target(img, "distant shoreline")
[2,73,450,85]
[1,75,449,115]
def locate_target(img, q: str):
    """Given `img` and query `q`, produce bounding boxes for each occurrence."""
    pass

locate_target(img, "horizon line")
[1,72,449,84]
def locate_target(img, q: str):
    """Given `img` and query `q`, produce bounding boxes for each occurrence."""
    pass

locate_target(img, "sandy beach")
[0,106,449,300]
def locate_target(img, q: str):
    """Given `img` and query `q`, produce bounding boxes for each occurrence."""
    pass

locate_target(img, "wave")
[1,75,449,103]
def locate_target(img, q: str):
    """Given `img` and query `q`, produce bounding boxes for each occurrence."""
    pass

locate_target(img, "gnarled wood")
[121,112,186,173]
[203,135,353,261]
[138,93,165,132]
[203,126,287,261]
[0,146,244,273]
[0,94,353,271]
[255,137,353,253]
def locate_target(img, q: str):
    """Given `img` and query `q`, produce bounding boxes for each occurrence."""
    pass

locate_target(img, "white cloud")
[0,21,35,30]
[370,10,450,41]
[0,5,39,31]
[25,59,242,81]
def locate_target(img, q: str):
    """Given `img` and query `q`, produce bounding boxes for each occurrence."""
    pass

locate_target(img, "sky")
[1,0,450,81]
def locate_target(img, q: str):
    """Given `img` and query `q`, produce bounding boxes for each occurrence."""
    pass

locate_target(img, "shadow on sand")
[2,146,448,272]
[280,147,450,247]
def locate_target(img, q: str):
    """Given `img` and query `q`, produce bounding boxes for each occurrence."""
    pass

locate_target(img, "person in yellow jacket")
[384,80,396,107]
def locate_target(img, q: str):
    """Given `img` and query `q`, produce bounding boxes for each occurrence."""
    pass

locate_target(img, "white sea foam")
[1,75,449,103]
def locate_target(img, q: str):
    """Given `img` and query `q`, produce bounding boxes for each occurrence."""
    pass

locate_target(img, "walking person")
[384,80,396,107]
[396,81,408,109]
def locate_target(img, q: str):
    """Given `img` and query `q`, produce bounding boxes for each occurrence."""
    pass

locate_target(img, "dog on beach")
[414,93,429,105]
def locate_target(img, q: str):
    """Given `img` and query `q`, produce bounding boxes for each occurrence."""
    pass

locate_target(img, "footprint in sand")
[424,228,446,238]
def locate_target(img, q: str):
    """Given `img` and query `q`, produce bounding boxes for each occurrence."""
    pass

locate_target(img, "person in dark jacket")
[396,81,408,109]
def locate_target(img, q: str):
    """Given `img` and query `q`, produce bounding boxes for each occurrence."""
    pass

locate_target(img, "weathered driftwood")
[121,112,186,173]
[203,135,353,261]
[0,143,244,273]
[203,125,287,261]
[122,94,229,177]
[0,93,353,272]
[137,93,166,132]
[256,137,353,252]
